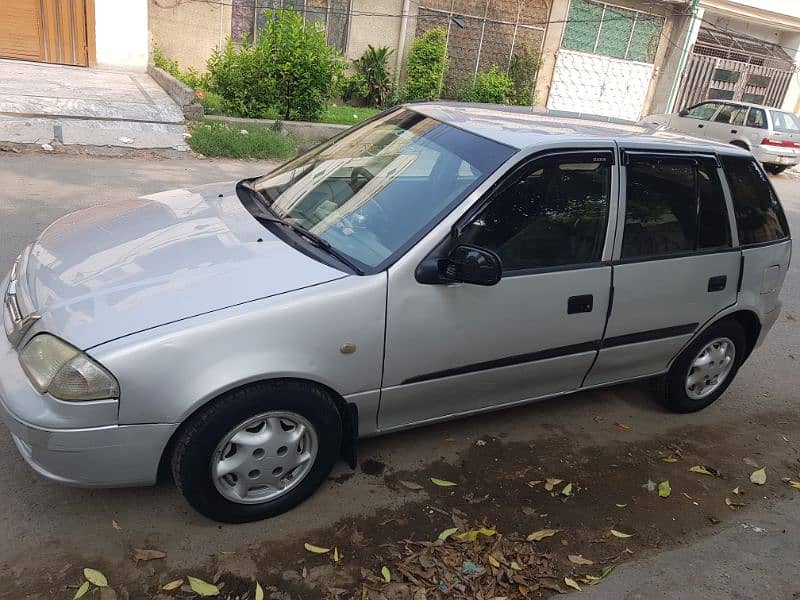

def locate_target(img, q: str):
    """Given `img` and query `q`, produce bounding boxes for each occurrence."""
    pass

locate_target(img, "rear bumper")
[753,145,800,166]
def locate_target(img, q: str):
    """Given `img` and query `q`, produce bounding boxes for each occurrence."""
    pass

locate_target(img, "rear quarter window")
[722,156,790,245]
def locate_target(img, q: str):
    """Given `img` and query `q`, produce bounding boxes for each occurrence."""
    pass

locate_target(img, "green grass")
[187,120,297,160]
[318,105,380,125]
[196,90,226,115]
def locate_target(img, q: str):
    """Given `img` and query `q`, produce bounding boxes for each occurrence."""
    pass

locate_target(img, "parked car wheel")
[659,319,746,413]
[171,380,342,523]
[764,164,788,175]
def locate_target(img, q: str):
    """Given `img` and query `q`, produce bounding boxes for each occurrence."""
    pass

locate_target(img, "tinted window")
[708,88,735,100]
[685,102,720,120]
[722,156,790,245]
[457,154,612,270]
[622,157,731,259]
[746,108,767,129]
[714,104,747,126]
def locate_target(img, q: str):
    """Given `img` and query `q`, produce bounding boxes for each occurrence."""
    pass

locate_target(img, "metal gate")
[547,49,654,121]
[674,54,793,110]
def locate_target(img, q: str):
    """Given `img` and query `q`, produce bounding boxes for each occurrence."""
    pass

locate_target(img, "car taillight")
[761,137,800,149]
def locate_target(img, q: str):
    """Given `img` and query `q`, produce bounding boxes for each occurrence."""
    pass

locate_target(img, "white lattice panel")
[547,49,654,122]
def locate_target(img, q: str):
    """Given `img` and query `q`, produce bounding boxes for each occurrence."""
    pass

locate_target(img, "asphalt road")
[0,153,798,599]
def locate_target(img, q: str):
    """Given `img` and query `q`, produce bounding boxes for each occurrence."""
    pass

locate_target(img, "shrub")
[403,27,448,101]
[457,66,514,104]
[509,43,542,106]
[207,10,344,121]
[352,45,394,108]
[152,46,209,90]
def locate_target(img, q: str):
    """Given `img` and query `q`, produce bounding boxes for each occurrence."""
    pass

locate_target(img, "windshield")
[251,108,515,271]
[770,110,800,133]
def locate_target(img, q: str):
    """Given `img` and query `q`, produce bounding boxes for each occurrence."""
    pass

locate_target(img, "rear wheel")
[764,164,788,175]
[171,380,342,523]
[659,320,746,413]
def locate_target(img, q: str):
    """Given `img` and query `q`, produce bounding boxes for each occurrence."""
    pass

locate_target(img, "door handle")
[567,294,593,314]
[698,124,704,128]
[731,129,737,134]
[708,275,727,292]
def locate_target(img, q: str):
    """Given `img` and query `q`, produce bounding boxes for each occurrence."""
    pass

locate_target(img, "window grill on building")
[561,0,665,64]
[693,27,794,71]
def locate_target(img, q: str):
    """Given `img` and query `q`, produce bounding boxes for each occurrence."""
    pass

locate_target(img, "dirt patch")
[2,411,799,599]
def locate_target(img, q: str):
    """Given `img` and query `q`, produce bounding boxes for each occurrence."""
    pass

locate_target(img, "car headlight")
[18,334,119,401]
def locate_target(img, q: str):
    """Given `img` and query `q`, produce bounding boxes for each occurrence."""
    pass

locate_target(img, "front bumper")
[0,289,178,487]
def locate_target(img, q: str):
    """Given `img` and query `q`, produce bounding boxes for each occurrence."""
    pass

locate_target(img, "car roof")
[407,102,752,157]
[692,98,788,111]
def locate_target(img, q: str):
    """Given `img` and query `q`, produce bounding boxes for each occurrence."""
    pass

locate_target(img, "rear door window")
[622,156,732,259]
[769,110,800,133]
[745,108,767,129]
[721,156,790,245]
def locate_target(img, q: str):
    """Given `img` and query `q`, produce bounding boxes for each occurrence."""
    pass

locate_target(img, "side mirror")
[678,109,689,117]
[416,244,502,286]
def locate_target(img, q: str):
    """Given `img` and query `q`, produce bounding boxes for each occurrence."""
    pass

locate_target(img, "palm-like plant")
[353,45,394,108]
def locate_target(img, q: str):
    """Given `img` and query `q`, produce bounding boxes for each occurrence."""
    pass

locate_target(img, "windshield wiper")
[238,179,363,275]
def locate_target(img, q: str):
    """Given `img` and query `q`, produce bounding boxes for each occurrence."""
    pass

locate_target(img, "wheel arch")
[729,139,750,150]
[158,377,358,481]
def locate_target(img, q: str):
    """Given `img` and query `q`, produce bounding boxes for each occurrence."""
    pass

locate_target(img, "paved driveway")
[0,154,798,599]
[0,60,187,151]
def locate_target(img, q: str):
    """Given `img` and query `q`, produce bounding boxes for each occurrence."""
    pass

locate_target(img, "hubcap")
[211,411,318,504]
[685,337,736,400]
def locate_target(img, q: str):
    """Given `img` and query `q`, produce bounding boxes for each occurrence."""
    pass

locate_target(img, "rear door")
[585,150,740,386]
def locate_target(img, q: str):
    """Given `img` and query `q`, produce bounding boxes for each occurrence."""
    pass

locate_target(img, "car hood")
[20,181,347,349]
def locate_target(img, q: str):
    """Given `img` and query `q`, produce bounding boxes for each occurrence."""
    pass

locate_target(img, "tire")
[659,319,746,413]
[171,380,342,523]
[764,164,788,175]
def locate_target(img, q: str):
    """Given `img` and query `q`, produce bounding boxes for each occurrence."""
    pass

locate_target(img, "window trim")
[682,101,723,121]
[616,151,734,263]
[444,148,618,277]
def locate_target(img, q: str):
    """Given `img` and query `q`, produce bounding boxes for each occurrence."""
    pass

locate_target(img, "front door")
[585,150,740,386]
[0,0,90,66]
[379,150,616,430]
[671,101,722,136]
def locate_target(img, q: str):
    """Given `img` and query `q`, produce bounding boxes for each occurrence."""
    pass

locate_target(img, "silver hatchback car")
[645,100,800,174]
[1,104,791,522]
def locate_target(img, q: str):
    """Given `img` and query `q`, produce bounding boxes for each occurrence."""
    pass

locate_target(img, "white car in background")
[644,100,800,174]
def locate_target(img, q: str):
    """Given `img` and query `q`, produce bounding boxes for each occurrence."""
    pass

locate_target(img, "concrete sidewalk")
[0,60,188,155]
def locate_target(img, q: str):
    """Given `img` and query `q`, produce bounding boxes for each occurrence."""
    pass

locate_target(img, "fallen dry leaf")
[682,492,695,500]
[162,580,183,591]
[732,486,741,495]
[111,520,122,531]
[610,529,634,538]
[381,566,391,583]
[658,480,671,498]
[615,421,631,430]
[510,561,522,571]
[398,480,423,491]
[187,576,219,597]
[304,543,330,554]
[788,480,800,490]
[255,581,264,600]
[568,554,594,565]
[564,577,582,592]
[437,527,458,541]
[133,549,166,562]
[561,483,573,496]
[615,503,627,508]
[456,527,495,542]
[544,478,563,491]
[83,569,108,588]
[750,467,767,485]
[725,497,745,509]
[661,456,678,463]
[689,465,718,476]
[487,554,501,568]
[527,480,543,487]
[333,547,340,563]
[527,528,560,541]
[430,477,457,487]
[73,582,90,600]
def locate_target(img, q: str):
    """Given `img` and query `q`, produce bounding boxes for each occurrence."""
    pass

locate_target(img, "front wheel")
[659,319,746,413]
[171,381,342,523]
[764,164,788,175]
